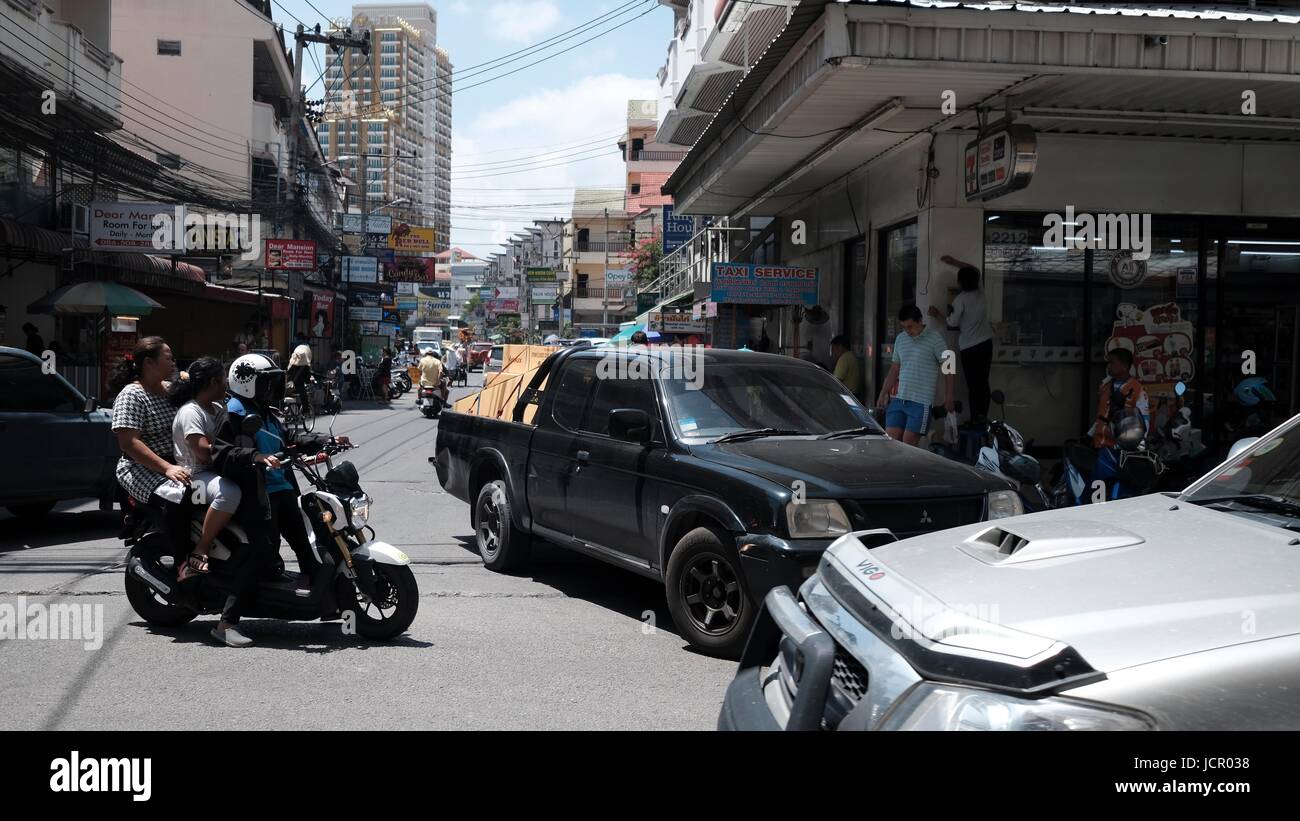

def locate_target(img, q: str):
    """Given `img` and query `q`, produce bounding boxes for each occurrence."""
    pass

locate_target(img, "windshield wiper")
[1194,493,1300,518]
[713,427,805,444]
[818,426,880,440]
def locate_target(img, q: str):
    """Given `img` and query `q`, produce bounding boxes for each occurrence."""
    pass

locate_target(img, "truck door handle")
[576,450,590,465]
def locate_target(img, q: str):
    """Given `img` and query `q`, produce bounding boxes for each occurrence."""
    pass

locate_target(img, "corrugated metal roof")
[854,1,1300,24]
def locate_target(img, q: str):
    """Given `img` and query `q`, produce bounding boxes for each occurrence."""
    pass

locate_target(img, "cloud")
[448,0,470,12]
[485,1,562,44]
[450,73,659,252]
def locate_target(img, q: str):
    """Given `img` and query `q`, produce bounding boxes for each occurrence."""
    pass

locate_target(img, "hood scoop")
[958,519,1145,566]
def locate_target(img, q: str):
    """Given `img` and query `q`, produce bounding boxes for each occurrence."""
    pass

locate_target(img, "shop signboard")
[310,293,334,339]
[394,281,416,295]
[650,312,706,334]
[351,307,382,322]
[387,224,436,253]
[435,263,452,281]
[637,291,661,315]
[964,122,1037,202]
[341,214,393,235]
[605,268,633,286]
[358,320,379,335]
[372,248,396,265]
[486,299,520,313]
[386,257,434,283]
[530,286,557,304]
[340,256,379,283]
[265,239,318,271]
[488,286,519,299]
[1104,301,1195,402]
[526,267,556,283]
[710,263,818,306]
[662,205,695,254]
[90,201,178,252]
[378,322,400,337]
[396,298,418,311]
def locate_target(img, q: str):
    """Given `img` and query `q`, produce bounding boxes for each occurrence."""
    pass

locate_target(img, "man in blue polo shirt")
[876,304,955,446]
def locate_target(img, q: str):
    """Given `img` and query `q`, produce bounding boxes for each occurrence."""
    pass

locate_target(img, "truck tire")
[474,480,531,572]
[665,526,756,659]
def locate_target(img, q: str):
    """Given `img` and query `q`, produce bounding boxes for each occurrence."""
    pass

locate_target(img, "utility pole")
[288,24,371,230]
[602,207,609,335]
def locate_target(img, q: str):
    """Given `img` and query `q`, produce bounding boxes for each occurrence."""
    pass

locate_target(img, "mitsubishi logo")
[920,509,933,524]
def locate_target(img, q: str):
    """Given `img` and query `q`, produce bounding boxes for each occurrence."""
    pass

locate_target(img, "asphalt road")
[0,374,736,730]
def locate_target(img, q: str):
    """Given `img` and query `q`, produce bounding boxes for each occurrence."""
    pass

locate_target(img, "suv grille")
[831,650,868,702]
[848,496,984,537]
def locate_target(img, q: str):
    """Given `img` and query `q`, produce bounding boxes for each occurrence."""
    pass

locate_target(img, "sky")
[276,0,674,256]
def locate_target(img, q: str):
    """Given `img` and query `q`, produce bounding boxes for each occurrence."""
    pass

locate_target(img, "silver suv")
[720,414,1300,731]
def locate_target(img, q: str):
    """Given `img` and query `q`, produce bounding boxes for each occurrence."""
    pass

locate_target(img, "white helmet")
[228,353,285,404]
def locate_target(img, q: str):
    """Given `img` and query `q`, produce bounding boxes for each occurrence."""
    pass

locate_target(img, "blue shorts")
[885,398,931,435]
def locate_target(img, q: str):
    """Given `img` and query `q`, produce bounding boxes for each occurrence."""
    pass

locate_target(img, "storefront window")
[878,221,916,367]
[983,212,1087,447]
[1090,223,1200,443]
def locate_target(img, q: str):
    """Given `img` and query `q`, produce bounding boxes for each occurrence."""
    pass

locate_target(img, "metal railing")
[642,220,735,304]
[629,149,690,162]
[575,287,636,300]
[573,241,630,254]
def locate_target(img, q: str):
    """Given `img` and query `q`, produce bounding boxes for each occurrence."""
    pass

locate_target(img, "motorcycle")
[930,393,1051,511]
[120,416,418,640]
[1052,411,1164,506]
[320,369,342,415]
[415,382,444,418]
[974,391,1053,511]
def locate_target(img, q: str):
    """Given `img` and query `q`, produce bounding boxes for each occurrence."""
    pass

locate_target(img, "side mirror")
[608,408,651,443]
[83,396,98,413]
[1228,437,1260,461]
[241,413,264,436]
[990,389,1006,405]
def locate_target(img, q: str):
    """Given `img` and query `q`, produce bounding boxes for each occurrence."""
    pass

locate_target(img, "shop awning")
[666,1,1300,216]
[0,215,207,292]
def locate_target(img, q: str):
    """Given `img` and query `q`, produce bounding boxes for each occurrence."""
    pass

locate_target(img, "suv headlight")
[986,490,1023,519]
[348,493,372,528]
[878,683,1155,731]
[785,500,852,538]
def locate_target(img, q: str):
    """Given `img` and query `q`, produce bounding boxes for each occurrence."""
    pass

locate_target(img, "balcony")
[251,102,288,167]
[629,149,689,163]
[0,0,123,129]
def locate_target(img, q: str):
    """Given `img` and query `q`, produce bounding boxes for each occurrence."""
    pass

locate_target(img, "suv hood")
[829,494,1300,674]
[690,436,1010,498]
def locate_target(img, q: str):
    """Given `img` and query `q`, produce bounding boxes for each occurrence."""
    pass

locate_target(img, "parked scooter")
[320,369,342,415]
[120,417,418,640]
[1053,411,1165,506]
[975,391,1052,511]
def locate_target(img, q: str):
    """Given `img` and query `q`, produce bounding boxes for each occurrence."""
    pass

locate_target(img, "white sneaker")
[210,624,254,647]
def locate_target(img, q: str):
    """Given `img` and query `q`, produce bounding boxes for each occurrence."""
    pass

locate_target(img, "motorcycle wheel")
[345,564,418,640]
[124,549,195,627]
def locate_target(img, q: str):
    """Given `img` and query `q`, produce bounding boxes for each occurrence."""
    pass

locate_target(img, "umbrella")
[610,324,661,343]
[28,282,164,316]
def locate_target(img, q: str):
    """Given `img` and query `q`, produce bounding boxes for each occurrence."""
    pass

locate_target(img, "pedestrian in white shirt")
[930,255,994,422]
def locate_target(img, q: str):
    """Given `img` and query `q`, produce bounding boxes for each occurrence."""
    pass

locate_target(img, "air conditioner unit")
[59,202,89,236]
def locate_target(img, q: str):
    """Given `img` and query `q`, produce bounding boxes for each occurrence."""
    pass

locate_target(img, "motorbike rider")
[418,346,447,402]
[1091,348,1149,450]
[224,353,348,598]
[443,343,462,386]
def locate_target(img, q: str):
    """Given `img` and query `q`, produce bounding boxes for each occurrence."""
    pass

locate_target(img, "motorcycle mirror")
[990,389,1006,406]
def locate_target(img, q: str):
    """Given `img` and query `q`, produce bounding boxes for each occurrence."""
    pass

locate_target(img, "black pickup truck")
[434,346,1015,657]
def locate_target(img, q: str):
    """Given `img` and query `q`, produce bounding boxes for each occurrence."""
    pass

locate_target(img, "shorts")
[154,469,242,513]
[885,398,931,435]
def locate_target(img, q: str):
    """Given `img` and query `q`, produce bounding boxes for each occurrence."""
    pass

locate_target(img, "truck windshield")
[661,361,881,443]
[1184,419,1300,520]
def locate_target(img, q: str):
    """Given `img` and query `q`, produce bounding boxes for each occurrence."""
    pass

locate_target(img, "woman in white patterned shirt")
[110,337,191,504]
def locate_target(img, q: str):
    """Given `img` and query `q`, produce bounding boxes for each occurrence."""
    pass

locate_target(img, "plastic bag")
[942,412,959,445]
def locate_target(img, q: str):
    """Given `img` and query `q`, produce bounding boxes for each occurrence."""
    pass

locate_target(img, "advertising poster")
[710,263,818,306]
[340,256,379,283]
[387,224,436,253]
[662,205,695,254]
[90,202,178,252]
[341,214,392,235]
[526,267,556,282]
[649,312,706,334]
[310,293,334,339]
[265,239,318,271]
[386,257,434,283]
[1104,301,1195,401]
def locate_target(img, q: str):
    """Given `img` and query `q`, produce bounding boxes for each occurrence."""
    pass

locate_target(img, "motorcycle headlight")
[348,493,372,528]
[877,683,1155,731]
[986,490,1024,519]
[785,500,852,538]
